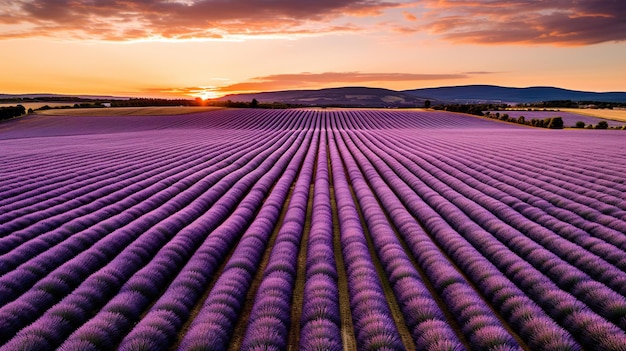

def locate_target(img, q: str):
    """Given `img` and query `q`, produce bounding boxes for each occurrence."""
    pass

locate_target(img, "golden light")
[190,87,221,100]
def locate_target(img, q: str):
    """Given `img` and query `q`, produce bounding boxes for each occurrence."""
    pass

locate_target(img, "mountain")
[214,87,433,107]
[402,85,626,104]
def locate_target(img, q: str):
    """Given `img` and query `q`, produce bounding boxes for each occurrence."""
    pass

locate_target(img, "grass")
[36,106,223,116]
[560,108,626,122]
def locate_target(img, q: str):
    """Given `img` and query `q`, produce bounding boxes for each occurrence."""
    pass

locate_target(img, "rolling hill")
[215,85,626,106]
[4,85,626,108]
[403,85,626,104]
[213,87,432,107]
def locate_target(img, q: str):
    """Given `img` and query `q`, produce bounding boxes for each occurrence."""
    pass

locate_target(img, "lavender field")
[1,109,626,351]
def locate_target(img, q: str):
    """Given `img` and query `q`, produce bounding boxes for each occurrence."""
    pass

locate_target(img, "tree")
[596,121,609,129]
[575,121,586,128]
[545,117,563,129]
[250,98,258,108]
[424,100,431,108]
[0,105,27,121]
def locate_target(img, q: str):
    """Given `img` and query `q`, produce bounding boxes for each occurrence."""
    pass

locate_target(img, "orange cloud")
[214,71,476,93]
[0,0,400,40]
[409,0,626,46]
[3,1,622,46]
[403,11,417,21]
[143,71,490,98]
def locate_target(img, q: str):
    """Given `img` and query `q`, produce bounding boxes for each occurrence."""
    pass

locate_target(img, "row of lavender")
[0,108,515,140]
[1,109,625,350]
[339,127,626,350]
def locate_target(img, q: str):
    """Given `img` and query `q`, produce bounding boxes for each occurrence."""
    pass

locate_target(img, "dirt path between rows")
[328,156,358,351]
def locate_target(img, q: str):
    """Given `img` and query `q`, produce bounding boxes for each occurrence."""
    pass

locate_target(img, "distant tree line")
[25,97,303,112]
[519,100,626,109]
[433,103,625,130]
[483,112,564,129]
[206,99,297,109]
[34,98,202,111]
[483,112,624,130]
[36,102,109,111]
[31,98,298,110]
[0,96,105,104]
[572,120,625,130]
[0,105,26,121]
[110,98,199,107]
[432,103,509,116]
[432,104,567,129]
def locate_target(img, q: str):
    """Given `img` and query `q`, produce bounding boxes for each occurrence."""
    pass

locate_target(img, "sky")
[1,0,625,99]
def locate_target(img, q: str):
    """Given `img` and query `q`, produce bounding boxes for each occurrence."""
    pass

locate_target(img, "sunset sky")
[1,0,625,99]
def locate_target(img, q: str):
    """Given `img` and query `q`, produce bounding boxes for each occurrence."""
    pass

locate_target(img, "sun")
[190,87,222,100]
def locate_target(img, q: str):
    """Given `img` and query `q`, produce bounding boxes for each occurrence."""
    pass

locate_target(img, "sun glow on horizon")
[0,0,624,98]
[189,87,222,100]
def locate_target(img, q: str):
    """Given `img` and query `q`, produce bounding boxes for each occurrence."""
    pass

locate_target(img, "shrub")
[545,117,564,129]
[596,121,609,129]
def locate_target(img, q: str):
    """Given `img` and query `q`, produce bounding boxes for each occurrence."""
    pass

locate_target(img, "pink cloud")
[2,0,622,45]
[412,0,626,45]
[403,11,417,21]
[214,71,475,92]
[144,71,485,96]
[0,0,400,40]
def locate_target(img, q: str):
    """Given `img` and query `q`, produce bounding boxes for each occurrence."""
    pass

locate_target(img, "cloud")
[403,11,417,21]
[144,71,498,97]
[407,0,626,45]
[0,0,400,40]
[215,71,474,92]
[7,1,621,46]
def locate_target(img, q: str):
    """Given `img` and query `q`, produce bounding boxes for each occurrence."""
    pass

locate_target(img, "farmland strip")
[0,130,292,304]
[2,108,626,351]
[327,118,404,351]
[298,120,344,351]
[176,118,314,350]
[396,137,626,295]
[239,124,319,350]
[0,129,302,348]
[287,117,320,350]
[348,125,581,350]
[0,132,277,270]
[337,128,487,350]
[59,132,309,350]
[0,134,245,226]
[334,128,418,351]
[361,128,626,350]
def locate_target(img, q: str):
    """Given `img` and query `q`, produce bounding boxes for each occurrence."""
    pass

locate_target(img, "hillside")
[4,85,626,109]
[214,85,626,106]
[403,85,626,104]
[214,87,432,107]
